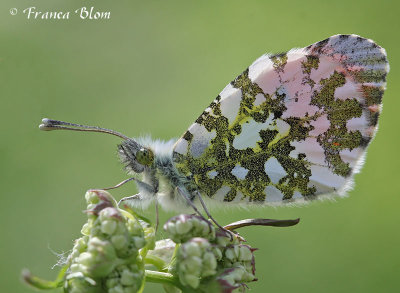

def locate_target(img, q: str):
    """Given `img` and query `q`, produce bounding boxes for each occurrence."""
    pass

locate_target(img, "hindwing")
[172,34,389,204]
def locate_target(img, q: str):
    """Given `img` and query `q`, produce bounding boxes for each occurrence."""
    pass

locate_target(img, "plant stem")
[144,255,167,271]
[22,269,65,289]
[145,270,178,286]
[145,270,198,293]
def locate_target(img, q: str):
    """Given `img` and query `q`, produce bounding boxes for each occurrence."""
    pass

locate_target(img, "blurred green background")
[1,0,399,292]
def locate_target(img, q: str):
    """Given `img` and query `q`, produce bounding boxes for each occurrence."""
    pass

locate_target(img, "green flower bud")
[183,274,200,289]
[75,236,89,251]
[126,219,143,235]
[85,191,100,204]
[216,267,254,293]
[111,235,128,250]
[166,221,177,235]
[86,204,97,212]
[99,207,122,222]
[108,285,124,293]
[133,236,146,249]
[214,229,240,247]
[104,264,144,293]
[86,189,116,206]
[76,252,92,266]
[101,220,118,235]
[69,263,83,273]
[175,218,193,234]
[184,241,202,258]
[79,237,117,277]
[238,245,253,262]
[164,215,215,243]
[89,224,102,237]
[212,246,223,261]
[106,277,118,288]
[202,252,217,277]
[225,247,237,261]
[80,223,91,236]
[187,256,203,274]
[120,269,137,286]
[64,273,99,293]
[123,287,137,293]
[69,236,88,261]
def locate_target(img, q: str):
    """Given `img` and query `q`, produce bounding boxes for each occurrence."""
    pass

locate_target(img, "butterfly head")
[118,139,155,173]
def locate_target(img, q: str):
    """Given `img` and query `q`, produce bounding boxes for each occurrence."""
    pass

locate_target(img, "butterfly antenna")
[39,118,130,140]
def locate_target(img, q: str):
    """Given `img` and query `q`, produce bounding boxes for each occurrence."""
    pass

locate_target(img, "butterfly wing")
[172,34,389,204]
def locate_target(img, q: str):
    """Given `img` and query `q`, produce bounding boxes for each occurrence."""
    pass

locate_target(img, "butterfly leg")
[118,193,141,206]
[154,198,159,231]
[118,178,159,228]
[175,187,209,222]
[195,191,242,241]
[116,178,156,205]
[101,177,136,190]
[118,193,160,231]
[176,187,237,240]
[101,177,156,194]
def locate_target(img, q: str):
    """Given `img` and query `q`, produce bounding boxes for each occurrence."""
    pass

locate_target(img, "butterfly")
[40,34,389,215]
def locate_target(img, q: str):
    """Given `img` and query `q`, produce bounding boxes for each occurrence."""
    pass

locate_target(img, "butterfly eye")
[136,148,154,166]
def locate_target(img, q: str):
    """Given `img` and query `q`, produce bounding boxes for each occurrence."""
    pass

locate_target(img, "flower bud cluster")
[65,190,148,293]
[176,238,218,288]
[24,192,260,293]
[164,214,257,292]
[212,230,256,290]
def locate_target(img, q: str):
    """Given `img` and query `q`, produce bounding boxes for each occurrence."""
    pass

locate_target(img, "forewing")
[173,34,388,204]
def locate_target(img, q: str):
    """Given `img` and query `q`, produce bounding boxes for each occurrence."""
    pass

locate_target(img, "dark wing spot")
[313,38,330,54]
[360,136,372,148]
[183,131,193,142]
[339,35,351,40]
[273,110,283,119]
[270,52,286,59]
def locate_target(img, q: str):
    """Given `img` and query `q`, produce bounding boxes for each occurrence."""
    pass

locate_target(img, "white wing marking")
[188,123,216,158]
[264,185,284,202]
[219,83,242,124]
[264,157,287,184]
[231,165,249,180]
[232,115,274,149]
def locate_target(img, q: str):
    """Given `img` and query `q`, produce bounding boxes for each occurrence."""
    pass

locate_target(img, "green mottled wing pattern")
[172,35,389,204]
